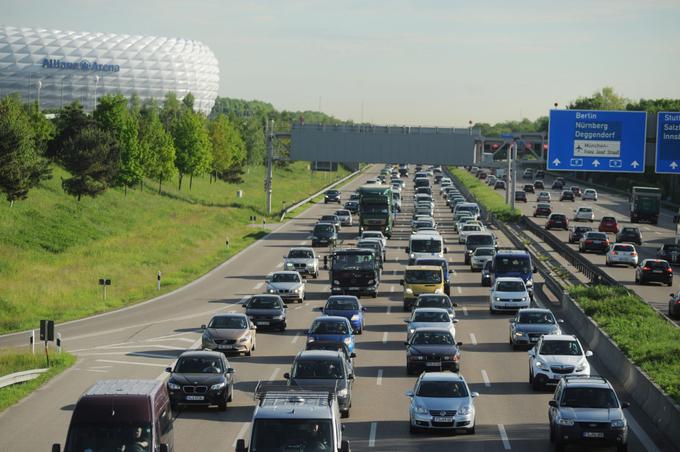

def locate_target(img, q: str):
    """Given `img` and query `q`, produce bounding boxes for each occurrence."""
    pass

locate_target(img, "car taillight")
[611,251,618,255]
[642,266,651,271]
[667,268,673,273]
[586,240,592,244]
[631,252,637,256]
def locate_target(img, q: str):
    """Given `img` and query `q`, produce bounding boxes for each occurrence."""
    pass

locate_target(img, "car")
[357,239,385,268]
[529,334,593,391]
[481,261,492,287]
[453,216,475,232]
[535,170,545,179]
[636,259,673,286]
[568,225,592,243]
[657,243,680,265]
[573,206,594,222]
[464,232,496,264]
[494,180,506,190]
[533,203,552,217]
[548,376,629,451]
[318,295,367,334]
[522,184,535,193]
[406,372,478,434]
[335,209,353,227]
[349,192,360,201]
[489,277,530,313]
[515,190,527,202]
[598,216,619,233]
[324,189,341,204]
[412,218,436,233]
[509,308,562,350]
[404,307,457,341]
[320,214,342,231]
[616,226,642,245]
[284,350,354,417]
[413,205,434,219]
[405,328,462,375]
[306,316,355,353]
[569,185,582,197]
[413,294,457,319]
[458,224,484,244]
[359,230,387,249]
[311,222,338,247]
[470,246,495,271]
[486,175,497,186]
[579,231,610,254]
[545,213,568,230]
[166,350,235,411]
[559,190,575,202]
[582,188,598,201]
[242,294,287,331]
[265,271,306,303]
[533,180,544,190]
[201,313,256,355]
[537,191,551,202]
[478,171,487,180]
[523,168,534,179]
[283,247,319,278]
[605,243,638,267]
[669,290,680,318]
[415,257,453,296]
[551,179,564,190]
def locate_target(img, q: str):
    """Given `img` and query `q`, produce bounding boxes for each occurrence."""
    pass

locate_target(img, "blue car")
[415,257,453,296]
[318,296,367,334]
[306,316,355,353]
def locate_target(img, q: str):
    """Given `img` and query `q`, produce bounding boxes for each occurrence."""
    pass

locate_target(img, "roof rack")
[563,375,608,384]
[254,381,337,405]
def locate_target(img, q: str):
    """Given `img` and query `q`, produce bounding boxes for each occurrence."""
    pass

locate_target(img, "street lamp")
[468,120,473,135]
[553,102,559,109]
[93,75,100,110]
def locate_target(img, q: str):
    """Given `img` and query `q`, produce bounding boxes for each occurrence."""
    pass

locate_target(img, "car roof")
[272,271,301,276]
[313,315,351,324]
[412,307,451,314]
[296,350,345,359]
[541,334,577,341]
[495,250,529,257]
[561,376,612,389]
[289,247,314,252]
[406,265,442,271]
[411,327,455,334]
[420,372,465,382]
[177,350,225,359]
[410,234,442,241]
[415,257,446,263]
[495,277,526,282]
[517,308,552,315]
[211,313,248,319]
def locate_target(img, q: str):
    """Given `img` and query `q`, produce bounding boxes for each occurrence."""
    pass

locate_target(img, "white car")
[455,218,479,233]
[404,307,458,341]
[334,209,353,227]
[537,191,551,202]
[573,206,594,222]
[458,224,484,244]
[605,243,638,267]
[581,188,598,201]
[359,231,386,249]
[528,334,592,390]
[265,271,306,303]
[489,277,530,313]
[470,246,495,271]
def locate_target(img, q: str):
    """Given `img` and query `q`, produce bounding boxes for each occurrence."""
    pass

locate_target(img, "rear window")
[466,234,494,246]
[586,232,608,240]
[613,245,634,252]
[551,214,566,220]
[646,260,670,269]
[578,208,592,213]
[661,244,680,252]
[602,216,616,222]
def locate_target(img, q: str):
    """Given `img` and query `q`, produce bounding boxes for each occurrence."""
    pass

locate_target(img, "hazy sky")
[4,0,680,125]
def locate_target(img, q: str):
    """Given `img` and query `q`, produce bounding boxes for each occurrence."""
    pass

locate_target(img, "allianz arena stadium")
[0,26,219,114]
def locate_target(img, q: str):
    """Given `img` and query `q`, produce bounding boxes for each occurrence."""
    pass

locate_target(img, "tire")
[554,441,565,452]
[406,365,414,376]
[409,422,418,434]
[532,376,542,391]
[617,444,628,452]
[467,424,476,434]
[218,398,227,411]
[313,272,318,279]
[529,369,534,384]
[549,424,555,443]
[372,292,377,298]
[341,409,349,418]
[245,348,251,357]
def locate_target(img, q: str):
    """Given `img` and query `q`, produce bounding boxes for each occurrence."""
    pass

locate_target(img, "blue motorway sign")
[547,109,647,173]
[655,112,680,174]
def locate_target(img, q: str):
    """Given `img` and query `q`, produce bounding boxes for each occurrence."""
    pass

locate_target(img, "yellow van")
[400,265,445,312]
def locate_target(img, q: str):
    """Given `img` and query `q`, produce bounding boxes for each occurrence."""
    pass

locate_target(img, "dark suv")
[312,222,338,247]
[548,376,629,452]
[546,213,568,230]
[324,189,341,204]
[616,227,642,245]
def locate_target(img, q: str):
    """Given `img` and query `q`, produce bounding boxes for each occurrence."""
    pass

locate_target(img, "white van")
[406,233,446,265]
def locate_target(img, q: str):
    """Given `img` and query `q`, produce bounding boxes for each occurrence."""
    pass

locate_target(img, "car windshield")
[578,208,593,213]
[271,273,300,283]
[539,340,582,356]
[411,239,442,253]
[321,216,338,222]
[310,320,349,335]
[361,203,389,214]
[326,298,359,310]
[466,235,493,246]
[405,270,442,284]
[314,224,334,234]
[474,248,495,257]
[65,423,152,452]
[249,297,281,309]
[413,311,450,323]
[518,312,554,324]
[416,297,451,309]
[175,356,223,373]
[645,260,669,269]
[494,256,531,273]
[661,245,680,252]
[288,249,313,259]
[496,281,526,292]
[293,359,344,379]
[209,316,247,329]
[411,331,454,345]
[417,381,469,398]
[560,388,619,409]
[537,203,550,209]
[462,225,481,232]
[251,419,333,452]
[333,252,375,270]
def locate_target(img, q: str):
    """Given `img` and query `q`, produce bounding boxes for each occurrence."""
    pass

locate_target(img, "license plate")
[582,432,604,438]
[349,287,359,290]
[433,416,453,422]
[186,395,204,401]
[653,270,663,273]
[256,321,270,325]
[426,362,441,367]
[593,240,601,244]
[218,344,234,349]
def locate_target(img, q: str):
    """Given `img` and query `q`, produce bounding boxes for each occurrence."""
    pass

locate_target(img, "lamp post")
[37,80,42,110]
[93,75,100,110]
[468,120,473,135]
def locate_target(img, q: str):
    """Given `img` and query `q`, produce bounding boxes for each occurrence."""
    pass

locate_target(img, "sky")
[3,0,680,126]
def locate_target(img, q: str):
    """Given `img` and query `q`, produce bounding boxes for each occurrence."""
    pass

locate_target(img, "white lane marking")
[498,423,511,449]
[481,369,491,387]
[305,302,310,307]
[150,337,196,344]
[390,285,395,292]
[376,369,383,386]
[382,332,388,344]
[625,411,662,452]
[299,240,307,245]
[85,369,109,373]
[386,305,391,315]
[254,281,264,290]
[268,367,281,381]
[291,332,301,344]
[469,333,477,345]
[88,365,112,370]
[462,306,468,316]
[368,422,377,447]
[97,359,168,368]
[146,332,194,341]
[655,231,662,235]
[456,286,462,294]
[129,352,179,359]
[232,422,249,448]
[294,306,302,310]
[276,262,283,269]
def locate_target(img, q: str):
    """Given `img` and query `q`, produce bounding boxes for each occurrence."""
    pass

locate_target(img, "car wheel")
[549,424,555,443]
[341,409,349,418]
[532,376,542,391]
[245,348,251,357]
[313,272,318,279]
[617,444,628,452]
[467,424,476,435]
[555,441,565,452]
[605,260,610,267]
[409,420,419,434]
[218,398,227,411]
[529,369,534,384]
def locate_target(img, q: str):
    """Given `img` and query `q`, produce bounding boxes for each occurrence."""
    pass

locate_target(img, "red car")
[598,216,619,233]
[546,213,569,230]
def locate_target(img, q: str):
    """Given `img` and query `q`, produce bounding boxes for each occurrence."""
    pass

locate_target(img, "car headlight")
[295,287,302,293]
[210,382,226,390]
[514,332,524,337]
[406,288,413,294]
[273,314,285,320]
[525,280,533,287]
[520,297,527,302]
[458,405,471,415]
[494,297,501,301]
[575,359,588,372]
[267,288,276,293]
[168,382,180,390]
[238,336,249,343]
[337,388,348,398]
[414,404,428,414]
[333,280,341,285]
[434,288,443,294]
[535,359,546,369]
[558,418,574,426]
[410,253,415,259]
[343,337,352,345]
[351,314,360,321]
[611,419,626,428]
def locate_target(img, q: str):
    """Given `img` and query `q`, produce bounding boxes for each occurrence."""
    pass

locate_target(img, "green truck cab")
[630,186,661,224]
[358,185,394,238]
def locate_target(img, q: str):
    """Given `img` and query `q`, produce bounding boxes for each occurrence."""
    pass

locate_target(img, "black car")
[481,261,492,287]
[306,340,356,371]
[579,231,610,254]
[324,189,341,204]
[635,259,673,286]
[344,200,359,214]
[515,191,527,202]
[616,227,642,245]
[546,213,568,230]
[551,180,564,190]
[535,170,545,179]
[242,294,287,331]
[166,351,235,411]
[559,190,575,202]
[405,328,462,375]
[523,184,535,193]
[568,226,592,243]
[311,222,338,247]
[494,180,506,190]
[320,215,342,231]
[533,180,544,190]
[533,203,552,217]
[657,244,680,265]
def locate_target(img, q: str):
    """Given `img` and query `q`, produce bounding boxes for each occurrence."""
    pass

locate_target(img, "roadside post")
[56,333,62,353]
[157,271,162,291]
[39,319,54,366]
[30,330,35,355]
[98,278,111,300]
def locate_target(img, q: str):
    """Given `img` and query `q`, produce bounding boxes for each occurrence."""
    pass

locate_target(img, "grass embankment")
[449,168,521,221]
[570,285,680,404]
[0,162,348,334]
[0,349,76,412]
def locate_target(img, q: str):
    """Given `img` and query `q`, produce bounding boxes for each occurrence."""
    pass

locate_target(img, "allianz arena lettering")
[42,58,121,73]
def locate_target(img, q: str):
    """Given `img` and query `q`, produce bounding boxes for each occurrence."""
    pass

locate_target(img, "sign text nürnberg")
[42,58,120,73]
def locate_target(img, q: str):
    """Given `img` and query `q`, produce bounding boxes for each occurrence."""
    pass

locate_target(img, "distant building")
[0,25,219,114]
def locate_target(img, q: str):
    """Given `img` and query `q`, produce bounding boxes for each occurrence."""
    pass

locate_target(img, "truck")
[630,186,662,224]
[328,248,380,298]
[358,185,394,238]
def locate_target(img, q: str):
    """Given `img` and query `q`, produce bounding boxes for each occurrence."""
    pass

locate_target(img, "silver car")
[573,206,595,222]
[605,243,639,267]
[470,246,495,271]
[406,372,478,434]
[404,307,458,341]
[582,188,598,201]
[537,191,551,202]
[283,247,319,278]
[335,209,353,227]
[265,271,305,303]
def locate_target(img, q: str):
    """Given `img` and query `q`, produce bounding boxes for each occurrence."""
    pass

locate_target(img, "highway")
[0,165,665,451]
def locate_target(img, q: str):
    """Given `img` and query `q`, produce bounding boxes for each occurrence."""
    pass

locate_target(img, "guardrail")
[0,368,48,389]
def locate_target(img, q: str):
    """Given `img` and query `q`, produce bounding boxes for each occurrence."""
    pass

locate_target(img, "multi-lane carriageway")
[0,165,668,451]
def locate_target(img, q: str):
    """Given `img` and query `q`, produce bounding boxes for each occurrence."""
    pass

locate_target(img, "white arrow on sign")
[631,161,639,168]
[671,161,678,170]
[592,160,601,167]
[552,158,561,166]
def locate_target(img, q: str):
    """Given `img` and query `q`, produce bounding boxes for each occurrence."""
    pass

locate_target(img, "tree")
[48,101,91,161]
[208,114,247,182]
[240,116,266,165]
[25,101,56,154]
[182,92,195,111]
[627,98,680,115]
[172,110,212,190]
[0,95,52,205]
[139,101,176,193]
[60,125,120,201]
[161,92,182,131]
[569,87,629,110]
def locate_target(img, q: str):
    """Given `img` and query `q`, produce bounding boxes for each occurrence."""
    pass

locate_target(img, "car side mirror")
[399,279,404,286]
[404,341,410,346]
[452,303,459,307]
[548,400,558,408]
[405,390,415,397]
[621,401,631,409]
[362,307,367,312]
[227,368,235,374]
[340,440,350,452]
[528,349,535,356]
[165,366,172,373]
[533,267,538,273]
[471,392,479,398]
[347,373,355,380]
[403,319,410,323]
[585,350,593,357]
[456,341,463,346]
[443,247,448,254]
[448,269,453,274]
[350,352,356,358]
[283,372,291,379]
[241,303,248,308]
[283,305,288,309]
[509,319,515,323]
[52,444,61,452]
[235,439,248,452]
[670,293,676,298]
[404,247,409,253]
[314,307,323,312]
[251,325,257,330]
[452,319,459,323]
[159,445,169,452]
[201,324,206,330]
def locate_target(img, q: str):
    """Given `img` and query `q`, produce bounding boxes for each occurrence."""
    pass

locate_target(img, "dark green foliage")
[47,101,91,161]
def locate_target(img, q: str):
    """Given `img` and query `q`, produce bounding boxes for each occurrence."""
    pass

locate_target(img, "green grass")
[0,349,76,412]
[570,285,680,404]
[449,168,521,222]
[0,162,348,334]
